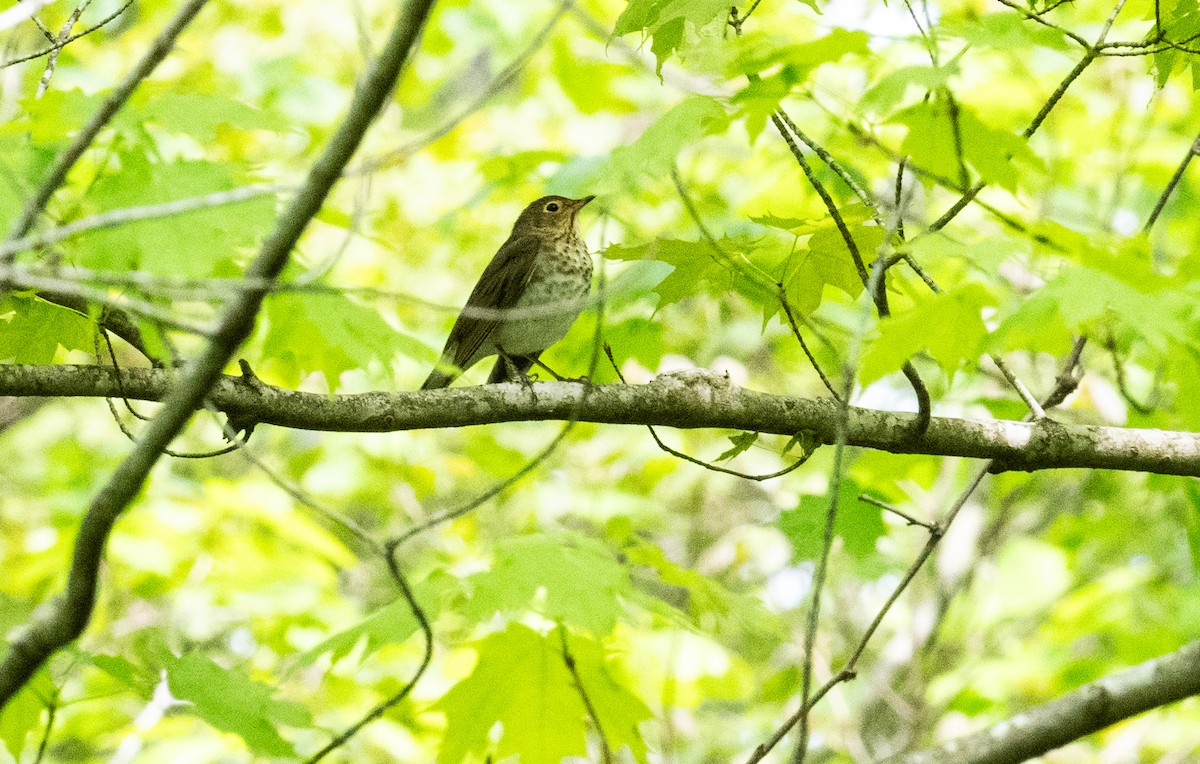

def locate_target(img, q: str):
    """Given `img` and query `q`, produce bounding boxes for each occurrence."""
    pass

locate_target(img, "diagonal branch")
[0,0,438,711]
[880,638,1200,764]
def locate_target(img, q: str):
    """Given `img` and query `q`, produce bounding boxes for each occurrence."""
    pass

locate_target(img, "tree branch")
[880,638,1200,764]
[0,364,1196,476]
[0,0,438,710]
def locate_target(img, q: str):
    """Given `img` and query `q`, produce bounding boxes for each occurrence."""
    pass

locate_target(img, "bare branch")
[881,638,1200,764]
[0,364,1196,476]
[0,0,133,69]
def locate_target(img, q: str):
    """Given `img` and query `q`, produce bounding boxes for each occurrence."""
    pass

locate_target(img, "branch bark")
[0,364,1197,477]
[880,638,1200,764]
[0,0,438,710]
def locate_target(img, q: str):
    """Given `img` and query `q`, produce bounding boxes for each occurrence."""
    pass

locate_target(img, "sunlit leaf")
[165,652,309,758]
[435,623,587,764]
[464,534,632,635]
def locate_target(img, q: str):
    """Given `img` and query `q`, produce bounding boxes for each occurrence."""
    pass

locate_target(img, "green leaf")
[260,291,423,391]
[12,89,106,145]
[717,432,758,462]
[607,96,729,185]
[861,64,959,116]
[729,29,869,138]
[778,479,884,560]
[604,238,720,308]
[435,624,587,764]
[563,632,652,762]
[1183,482,1200,574]
[0,670,52,759]
[73,153,275,278]
[860,282,996,385]
[298,597,420,666]
[90,654,158,696]
[649,16,686,77]
[890,101,1043,193]
[806,222,879,296]
[129,91,288,141]
[730,28,871,78]
[612,0,729,74]
[0,295,94,364]
[165,651,309,758]
[464,534,633,635]
[772,217,876,319]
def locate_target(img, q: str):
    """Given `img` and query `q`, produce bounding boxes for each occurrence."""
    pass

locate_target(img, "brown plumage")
[420,195,595,389]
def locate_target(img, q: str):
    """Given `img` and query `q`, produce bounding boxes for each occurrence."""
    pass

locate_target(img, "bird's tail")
[421,366,457,389]
[421,353,461,389]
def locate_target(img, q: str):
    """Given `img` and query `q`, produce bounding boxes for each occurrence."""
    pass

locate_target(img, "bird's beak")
[575,195,596,208]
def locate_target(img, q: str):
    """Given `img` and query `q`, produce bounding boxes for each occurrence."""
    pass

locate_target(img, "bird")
[420,194,595,389]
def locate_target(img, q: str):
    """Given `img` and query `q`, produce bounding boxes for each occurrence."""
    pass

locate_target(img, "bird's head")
[511,195,595,236]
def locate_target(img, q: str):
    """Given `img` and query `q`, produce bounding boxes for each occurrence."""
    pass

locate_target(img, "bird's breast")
[490,237,592,355]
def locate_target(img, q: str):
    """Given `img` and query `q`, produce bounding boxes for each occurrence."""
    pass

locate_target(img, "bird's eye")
[545,202,560,212]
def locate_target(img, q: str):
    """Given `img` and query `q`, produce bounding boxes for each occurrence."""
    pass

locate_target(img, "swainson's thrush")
[421,195,595,389]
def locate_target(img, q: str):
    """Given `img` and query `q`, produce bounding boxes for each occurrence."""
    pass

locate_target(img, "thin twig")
[558,626,614,764]
[36,0,93,97]
[1104,335,1153,415]
[604,344,815,481]
[790,244,891,764]
[303,544,434,764]
[353,0,572,174]
[0,184,290,259]
[858,494,935,532]
[1144,129,1200,232]
[990,354,1046,420]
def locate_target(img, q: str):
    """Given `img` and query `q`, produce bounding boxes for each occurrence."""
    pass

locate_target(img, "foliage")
[2,0,1200,761]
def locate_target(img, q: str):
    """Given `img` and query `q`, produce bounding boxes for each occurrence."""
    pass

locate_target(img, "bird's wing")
[444,234,541,370]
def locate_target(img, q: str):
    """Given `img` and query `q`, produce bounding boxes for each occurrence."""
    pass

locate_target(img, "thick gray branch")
[881,639,1200,764]
[0,0,437,710]
[0,365,1197,476]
